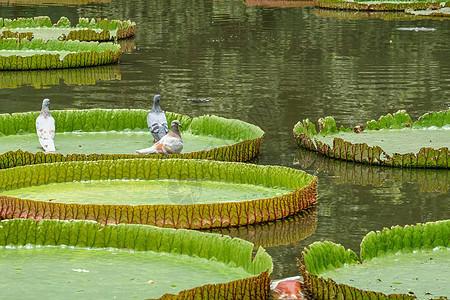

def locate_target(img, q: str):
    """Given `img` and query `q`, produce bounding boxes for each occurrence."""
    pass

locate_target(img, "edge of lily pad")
[293,109,450,168]
[0,218,272,299]
[0,39,121,70]
[0,109,264,167]
[314,0,449,11]
[0,158,317,229]
[298,219,449,300]
[1,16,135,41]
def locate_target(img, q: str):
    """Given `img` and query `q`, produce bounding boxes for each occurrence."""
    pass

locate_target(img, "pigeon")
[147,94,168,142]
[136,120,183,155]
[35,98,56,152]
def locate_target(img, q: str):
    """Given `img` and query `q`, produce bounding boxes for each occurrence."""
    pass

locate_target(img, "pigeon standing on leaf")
[147,94,168,142]
[136,120,183,155]
[36,98,55,152]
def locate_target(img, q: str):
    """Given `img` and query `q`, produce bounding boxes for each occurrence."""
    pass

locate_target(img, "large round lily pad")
[1,16,136,41]
[314,0,449,11]
[0,158,317,228]
[299,220,449,300]
[0,218,273,299]
[0,39,121,70]
[0,109,264,167]
[293,110,450,168]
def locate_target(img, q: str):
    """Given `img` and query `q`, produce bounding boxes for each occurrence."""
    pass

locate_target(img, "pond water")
[0,0,449,288]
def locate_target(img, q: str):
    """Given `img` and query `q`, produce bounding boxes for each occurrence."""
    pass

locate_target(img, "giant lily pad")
[294,148,450,193]
[0,158,317,228]
[0,39,121,70]
[293,110,450,168]
[299,220,450,300]
[0,218,273,299]
[314,0,449,11]
[1,16,135,41]
[0,109,263,167]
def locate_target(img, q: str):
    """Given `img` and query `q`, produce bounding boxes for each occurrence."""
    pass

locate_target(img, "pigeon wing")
[147,111,168,141]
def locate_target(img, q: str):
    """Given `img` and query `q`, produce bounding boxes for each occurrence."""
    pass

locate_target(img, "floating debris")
[182,98,212,103]
[72,269,89,273]
[397,27,436,32]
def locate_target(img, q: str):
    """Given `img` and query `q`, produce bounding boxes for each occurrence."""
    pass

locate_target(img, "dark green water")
[1,0,449,285]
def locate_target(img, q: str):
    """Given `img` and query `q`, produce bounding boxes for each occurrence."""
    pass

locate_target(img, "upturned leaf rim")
[0,218,273,299]
[0,158,317,229]
[0,39,121,70]
[298,219,450,300]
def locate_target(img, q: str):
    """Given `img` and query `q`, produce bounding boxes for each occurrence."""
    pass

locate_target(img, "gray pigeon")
[136,120,183,155]
[147,94,168,142]
[35,98,55,152]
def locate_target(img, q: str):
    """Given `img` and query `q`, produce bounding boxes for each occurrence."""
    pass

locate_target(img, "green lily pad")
[0,109,264,166]
[0,39,121,70]
[293,110,450,168]
[0,158,317,228]
[405,7,450,16]
[0,218,273,299]
[1,16,135,41]
[315,0,449,11]
[299,220,450,300]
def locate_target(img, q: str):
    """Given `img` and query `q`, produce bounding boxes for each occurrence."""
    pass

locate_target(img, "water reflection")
[0,0,109,6]
[207,208,317,249]
[0,65,120,89]
[294,148,449,193]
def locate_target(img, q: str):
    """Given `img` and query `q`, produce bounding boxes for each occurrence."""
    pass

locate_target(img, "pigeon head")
[42,98,51,108]
[170,120,182,129]
[153,94,161,103]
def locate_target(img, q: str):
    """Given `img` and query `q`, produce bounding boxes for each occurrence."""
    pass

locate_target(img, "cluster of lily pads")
[0,16,136,70]
[0,103,320,298]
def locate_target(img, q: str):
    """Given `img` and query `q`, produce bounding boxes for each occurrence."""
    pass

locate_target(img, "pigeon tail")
[137,120,183,156]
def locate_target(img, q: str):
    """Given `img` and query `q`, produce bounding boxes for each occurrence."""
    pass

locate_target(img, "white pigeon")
[35,98,56,152]
[147,94,168,142]
[136,120,183,155]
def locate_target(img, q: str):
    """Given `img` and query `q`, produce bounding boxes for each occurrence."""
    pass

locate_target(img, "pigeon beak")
[178,124,182,128]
